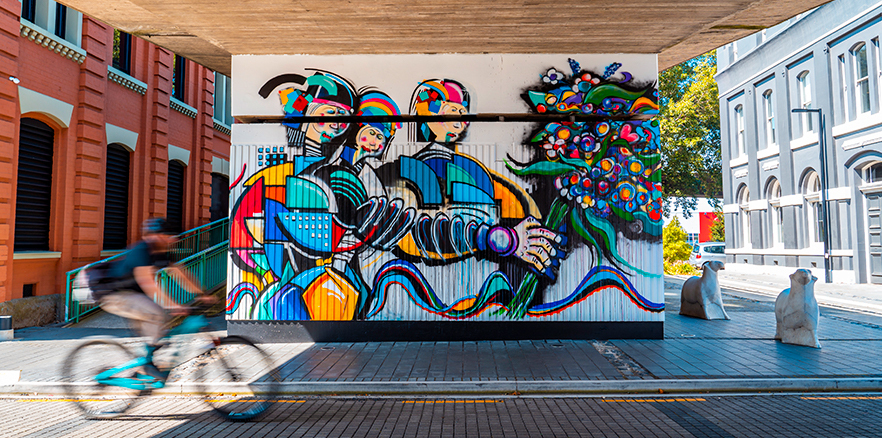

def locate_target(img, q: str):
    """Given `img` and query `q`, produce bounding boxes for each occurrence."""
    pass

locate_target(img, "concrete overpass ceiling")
[59,0,831,76]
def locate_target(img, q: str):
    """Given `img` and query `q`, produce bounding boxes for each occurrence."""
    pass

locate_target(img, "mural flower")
[506,59,663,318]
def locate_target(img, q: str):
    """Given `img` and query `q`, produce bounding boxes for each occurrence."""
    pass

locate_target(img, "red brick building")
[0,1,231,306]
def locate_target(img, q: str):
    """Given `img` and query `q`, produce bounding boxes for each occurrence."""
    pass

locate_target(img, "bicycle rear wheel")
[195,335,281,421]
[61,340,147,419]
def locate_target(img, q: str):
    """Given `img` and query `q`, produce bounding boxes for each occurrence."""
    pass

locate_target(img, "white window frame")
[213,72,233,127]
[838,54,849,123]
[797,71,813,136]
[852,42,871,116]
[738,186,751,249]
[803,171,823,249]
[23,0,82,46]
[767,179,783,247]
[735,104,745,157]
[762,90,776,147]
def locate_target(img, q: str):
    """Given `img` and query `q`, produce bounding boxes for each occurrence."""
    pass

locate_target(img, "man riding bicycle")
[96,218,214,379]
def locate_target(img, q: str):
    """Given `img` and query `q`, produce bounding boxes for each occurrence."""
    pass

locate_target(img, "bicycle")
[60,306,281,421]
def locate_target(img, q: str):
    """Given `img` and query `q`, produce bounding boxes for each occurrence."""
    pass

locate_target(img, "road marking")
[603,398,705,403]
[0,370,20,385]
[801,396,882,400]
[403,400,503,404]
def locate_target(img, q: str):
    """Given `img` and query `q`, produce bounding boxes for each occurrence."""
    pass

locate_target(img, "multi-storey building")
[0,1,232,314]
[717,0,882,284]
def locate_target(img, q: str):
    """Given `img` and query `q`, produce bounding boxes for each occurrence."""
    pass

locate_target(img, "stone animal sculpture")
[775,269,820,348]
[680,260,729,320]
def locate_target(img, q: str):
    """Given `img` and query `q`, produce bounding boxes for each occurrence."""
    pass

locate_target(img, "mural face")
[227,56,663,323]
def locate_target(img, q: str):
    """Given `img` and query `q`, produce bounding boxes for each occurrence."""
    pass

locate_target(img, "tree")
[663,217,693,263]
[658,52,722,217]
[709,210,725,242]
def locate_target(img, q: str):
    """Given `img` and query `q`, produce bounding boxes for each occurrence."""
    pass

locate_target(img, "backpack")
[71,261,117,304]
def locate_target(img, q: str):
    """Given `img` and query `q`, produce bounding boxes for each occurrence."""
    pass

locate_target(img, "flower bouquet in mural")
[505,59,664,318]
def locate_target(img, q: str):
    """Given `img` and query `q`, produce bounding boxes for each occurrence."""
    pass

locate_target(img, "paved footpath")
[2,277,882,395]
[1,394,882,437]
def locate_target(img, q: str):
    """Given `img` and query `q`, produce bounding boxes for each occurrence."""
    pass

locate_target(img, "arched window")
[766,178,783,246]
[103,143,131,250]
[167,160,186,234]
[852,42,870,115]
[734,104,745,156]
[797,71,813,134]
[15,118,55,251]
[802,170,822,246]
[737,185,751,249]
[762,90,776,147]
[866,162,882,184]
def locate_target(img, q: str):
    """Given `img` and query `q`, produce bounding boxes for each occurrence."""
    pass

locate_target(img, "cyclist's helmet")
[141,218,175,236]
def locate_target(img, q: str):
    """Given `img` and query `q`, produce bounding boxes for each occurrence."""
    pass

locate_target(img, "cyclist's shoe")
[142,362,165,380]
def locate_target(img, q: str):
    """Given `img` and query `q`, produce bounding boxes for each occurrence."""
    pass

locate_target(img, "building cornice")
[20,19,86,65]
[107,66,147,95]
[170,97,197,118]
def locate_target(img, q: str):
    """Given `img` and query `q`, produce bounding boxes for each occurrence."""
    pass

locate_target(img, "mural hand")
[511,216,562,277]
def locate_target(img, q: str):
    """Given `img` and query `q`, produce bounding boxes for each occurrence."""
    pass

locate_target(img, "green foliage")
[664,260,699,276]
[709,210,725,242]
[658,52,722,217]
[663,217,693,263]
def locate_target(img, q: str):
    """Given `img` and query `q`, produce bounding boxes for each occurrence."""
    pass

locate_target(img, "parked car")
[689,242,726,268]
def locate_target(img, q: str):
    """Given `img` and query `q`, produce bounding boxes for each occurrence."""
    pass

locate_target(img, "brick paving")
[1,394,881,437]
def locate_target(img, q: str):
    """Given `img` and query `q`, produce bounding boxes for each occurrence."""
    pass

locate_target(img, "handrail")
[63,218,230,323]
[154,240,229,308]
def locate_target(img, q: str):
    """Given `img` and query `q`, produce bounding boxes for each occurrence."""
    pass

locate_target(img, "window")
[167,160,185,233]
[210,173,230,222]
[738,185,751,249]
[103,144,131,250]
[762,90,776,147]
[21,0,81,46]
[54,3,66,39]
[112,30,132,74]
[172,55,186,101]
[767,178,783,247]
[213,72,233,126]
[15,118,55,252]
[735,104,745,156]
[803,171,823,246]
[838,55,848,121]
[866,162,882,184]
[798,71,813,134]
[852,43,871,115]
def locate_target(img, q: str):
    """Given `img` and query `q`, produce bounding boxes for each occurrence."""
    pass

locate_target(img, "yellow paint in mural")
[303,267,359,320]
[240,272,265,292]
[244,163,294,186]
[244,217,265,245]
[493,181,525,219]
[452,298,476,311]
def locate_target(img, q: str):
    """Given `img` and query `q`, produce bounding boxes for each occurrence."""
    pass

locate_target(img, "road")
[1,394,880,437]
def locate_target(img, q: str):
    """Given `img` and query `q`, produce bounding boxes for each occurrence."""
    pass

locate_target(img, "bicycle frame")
[93,314,212,391]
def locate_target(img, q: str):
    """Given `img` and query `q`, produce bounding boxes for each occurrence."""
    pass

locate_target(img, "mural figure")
[228,59,664,323]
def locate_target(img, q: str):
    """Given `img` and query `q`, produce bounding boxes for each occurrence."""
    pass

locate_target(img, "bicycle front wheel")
[61,339,147,419]
[195,336,281,421]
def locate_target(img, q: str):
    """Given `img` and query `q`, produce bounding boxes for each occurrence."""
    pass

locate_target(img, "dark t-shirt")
[94,240,170,298]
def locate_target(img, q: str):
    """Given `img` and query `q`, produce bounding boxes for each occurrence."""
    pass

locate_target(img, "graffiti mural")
[227,55,663,323]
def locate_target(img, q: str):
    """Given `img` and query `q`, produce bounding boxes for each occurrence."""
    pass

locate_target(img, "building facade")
[716,0,882,284]
[0,0,232,307]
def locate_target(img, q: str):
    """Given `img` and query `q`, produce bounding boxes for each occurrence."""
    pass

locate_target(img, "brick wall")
[1,7,230,303]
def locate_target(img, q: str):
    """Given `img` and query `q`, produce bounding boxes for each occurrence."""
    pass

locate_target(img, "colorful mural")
[227,57,663,323]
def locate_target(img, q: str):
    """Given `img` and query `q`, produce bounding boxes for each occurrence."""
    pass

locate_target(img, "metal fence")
[64,218,229,323]
[154,240,229,307]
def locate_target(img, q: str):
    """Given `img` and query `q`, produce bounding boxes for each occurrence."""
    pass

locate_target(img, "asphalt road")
[1,394,880,437]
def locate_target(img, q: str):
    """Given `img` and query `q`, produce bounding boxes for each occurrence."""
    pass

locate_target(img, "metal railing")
[64,218,230,323]
[154,240,229,307]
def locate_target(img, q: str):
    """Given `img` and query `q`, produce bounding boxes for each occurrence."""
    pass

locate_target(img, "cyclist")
[96,217,214,379]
